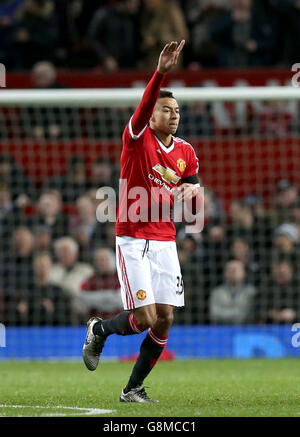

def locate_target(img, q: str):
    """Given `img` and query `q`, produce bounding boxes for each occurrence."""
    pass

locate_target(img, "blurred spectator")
[0,188,13,222]
[31,60,64,89]
[272,223,300,270]
[62,0,102,68]
[88,186,118,252]
[89,220,117,253]
[176,234,206,324]
[229,237,261,286]
[30,189,69,240]
[0,0,24,67]
[90,158,119,192]
[291,198,300,229]
[34,225,52,253]
[202,187,225,225]
[260,101,293,139]
[86,0,140,71]
[202,221,228,288]
[2,227,35,291]
[9,0,59,70]
[185,0,229,68]
[177,234,203,265]
[270,0,300,66]
[79,247,122,320]
[0,285,4,323]
[274,223,299,252]
[23,61,81,141]
[228,197,272,260]
[97,221,118,251]
[209,259,256,324]
[258,260,300,324]
[0,154,36,204]
[243,193,265,219]
[49,237,93,318]
[0,188,26,251]
[139,0,188,70]
[22,252,74,325]
[211,0,281,67]
[1,227,35,324]
[69,194,97,259]
[43,156,91,203]
[177,102,215,137]
[268,179,298,226]
[227,199,257,241]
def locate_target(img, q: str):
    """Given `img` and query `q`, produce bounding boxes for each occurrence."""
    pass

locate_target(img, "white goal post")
[0,85,299,107]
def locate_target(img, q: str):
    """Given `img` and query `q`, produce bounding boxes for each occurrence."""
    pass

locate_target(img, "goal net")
[0,83,299,359]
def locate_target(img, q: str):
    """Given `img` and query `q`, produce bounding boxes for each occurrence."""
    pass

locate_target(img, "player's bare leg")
[120,304,174,402]
[133,304,157,330]
[153,303,174,337]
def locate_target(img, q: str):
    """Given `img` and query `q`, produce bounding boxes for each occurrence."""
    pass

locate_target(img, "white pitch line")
[0,404,115,416]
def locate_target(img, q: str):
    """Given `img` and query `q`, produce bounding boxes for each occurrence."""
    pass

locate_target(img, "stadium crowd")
[0,150,299,326]
[1,0,300,71]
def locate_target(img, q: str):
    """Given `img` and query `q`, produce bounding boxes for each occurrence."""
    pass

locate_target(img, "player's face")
[150,98,180,135]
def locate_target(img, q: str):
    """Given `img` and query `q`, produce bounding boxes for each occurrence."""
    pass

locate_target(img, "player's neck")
[153,130,173,148]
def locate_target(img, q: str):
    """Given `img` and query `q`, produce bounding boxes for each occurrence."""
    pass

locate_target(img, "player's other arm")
[129,40,185,139]
[175,150,200,201]
[174,152,201,215]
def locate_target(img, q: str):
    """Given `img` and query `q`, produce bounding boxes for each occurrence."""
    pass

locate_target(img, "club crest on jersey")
[136,289,147,301]
[177,158,186,172]
[152,164,180,185]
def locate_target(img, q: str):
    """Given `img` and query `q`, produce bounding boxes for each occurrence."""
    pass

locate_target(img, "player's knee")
[134,310,157,331]
[156,313,174,329]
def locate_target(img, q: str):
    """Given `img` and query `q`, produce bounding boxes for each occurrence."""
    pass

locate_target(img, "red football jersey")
[115,70,199,241]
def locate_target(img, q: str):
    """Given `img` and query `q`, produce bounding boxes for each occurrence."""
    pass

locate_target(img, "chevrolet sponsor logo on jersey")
[152,164,180,185]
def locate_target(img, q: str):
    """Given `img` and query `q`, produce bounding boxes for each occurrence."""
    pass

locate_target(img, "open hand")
[157,40,185,74]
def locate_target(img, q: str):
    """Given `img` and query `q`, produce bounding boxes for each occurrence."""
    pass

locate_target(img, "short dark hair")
[158,90,175,99]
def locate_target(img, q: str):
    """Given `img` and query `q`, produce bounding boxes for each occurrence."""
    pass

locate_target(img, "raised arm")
[130,40,185,138]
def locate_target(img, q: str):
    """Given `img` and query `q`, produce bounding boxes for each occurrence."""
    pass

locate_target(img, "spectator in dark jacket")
[43,156,91,203]
[211,0,281,67]
[270,0,300,65]
[0,0,24,67]
[1,227,35,324]
[86,0,140,71]
[26,252,74,325]
[9,0,59,69]
[0,154,37,204]
[29,189,69,240]
[0,188,27,252]
[258,260,300,324]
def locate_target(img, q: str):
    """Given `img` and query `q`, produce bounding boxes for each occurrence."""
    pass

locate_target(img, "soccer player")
[83,40,201,402]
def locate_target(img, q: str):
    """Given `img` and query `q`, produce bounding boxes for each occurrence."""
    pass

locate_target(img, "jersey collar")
[154,134,175,154]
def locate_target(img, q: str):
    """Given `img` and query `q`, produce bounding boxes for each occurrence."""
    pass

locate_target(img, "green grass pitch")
[0,359,300,417]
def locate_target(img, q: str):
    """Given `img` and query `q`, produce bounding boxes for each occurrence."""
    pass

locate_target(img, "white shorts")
[116,236,184,310]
